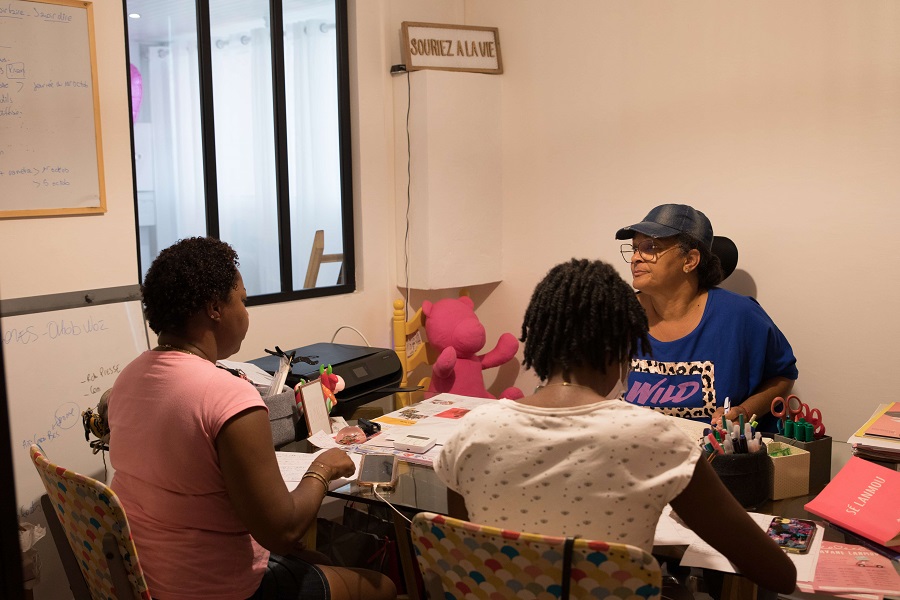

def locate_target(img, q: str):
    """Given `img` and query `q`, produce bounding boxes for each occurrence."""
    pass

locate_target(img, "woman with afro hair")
[108,237,395,600]
[433,259,796,595]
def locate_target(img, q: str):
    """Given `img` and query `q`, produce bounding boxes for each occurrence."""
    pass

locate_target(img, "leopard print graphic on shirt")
[625,358,716,420]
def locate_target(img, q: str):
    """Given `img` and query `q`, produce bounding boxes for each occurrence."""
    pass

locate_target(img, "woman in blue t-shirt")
[615,204,798,431]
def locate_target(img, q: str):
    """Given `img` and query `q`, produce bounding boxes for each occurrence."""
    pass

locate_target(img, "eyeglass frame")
[619,239,682,263]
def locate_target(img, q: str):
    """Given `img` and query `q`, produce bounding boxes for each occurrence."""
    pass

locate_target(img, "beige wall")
[5,0,900,596]
[464,0,900,440]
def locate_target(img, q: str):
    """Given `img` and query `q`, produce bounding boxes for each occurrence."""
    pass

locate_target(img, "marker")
[722,434,734,454]
[738,413,745,434]
[706,433,725,455]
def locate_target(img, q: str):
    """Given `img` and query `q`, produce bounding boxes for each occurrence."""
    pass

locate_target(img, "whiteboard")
[2,300,148,520]
[0,0,106,217]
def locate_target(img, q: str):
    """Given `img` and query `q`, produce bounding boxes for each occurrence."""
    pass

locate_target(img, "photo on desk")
[298,379,332,437]
[766,517,817,554]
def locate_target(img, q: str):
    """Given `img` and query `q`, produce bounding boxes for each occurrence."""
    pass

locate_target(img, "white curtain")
[141,16,342,292]
[212,28,280,295]
[147,43,205,258]
[286,20,342,288]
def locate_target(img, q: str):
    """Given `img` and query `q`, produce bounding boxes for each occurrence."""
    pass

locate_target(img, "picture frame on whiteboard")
[401,22,503,74]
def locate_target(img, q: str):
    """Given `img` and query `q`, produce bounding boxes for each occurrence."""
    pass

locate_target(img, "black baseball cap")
[615,204,714,250]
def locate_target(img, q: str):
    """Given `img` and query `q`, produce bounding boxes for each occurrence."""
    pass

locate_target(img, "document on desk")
[217,360,275,387]
[654,506,702,546]
[275,450,362,490]
[679,512,822,582]
[374,393,491,426]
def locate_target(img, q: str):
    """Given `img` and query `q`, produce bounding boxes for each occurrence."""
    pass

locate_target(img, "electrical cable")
[372,485,412,525]
[329,325,371,346]
[404,71,412,321]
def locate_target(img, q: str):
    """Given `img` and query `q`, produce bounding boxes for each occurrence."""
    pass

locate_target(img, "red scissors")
[771,395,826,438]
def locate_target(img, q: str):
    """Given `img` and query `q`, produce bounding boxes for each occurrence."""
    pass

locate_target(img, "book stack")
[804,456,900,560]
[847,402,900,464]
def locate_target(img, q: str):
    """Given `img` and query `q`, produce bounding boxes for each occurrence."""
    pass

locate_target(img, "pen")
[722,434,734,454]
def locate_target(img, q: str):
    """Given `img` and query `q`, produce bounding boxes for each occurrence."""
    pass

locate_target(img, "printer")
[247,342,403,419]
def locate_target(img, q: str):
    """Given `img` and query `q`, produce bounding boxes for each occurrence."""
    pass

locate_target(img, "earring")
[684,267,690,273]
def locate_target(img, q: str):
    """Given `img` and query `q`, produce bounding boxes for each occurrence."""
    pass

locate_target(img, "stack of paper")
[305,393,491,466]
[796,541,900,598]
[848,403,900,463]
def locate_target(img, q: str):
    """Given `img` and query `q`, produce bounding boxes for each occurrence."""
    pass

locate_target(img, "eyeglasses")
[620,240,679,263]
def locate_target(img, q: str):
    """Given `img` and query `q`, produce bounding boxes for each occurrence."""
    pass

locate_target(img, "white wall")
[0,2,139,296]
[463,0,900,441]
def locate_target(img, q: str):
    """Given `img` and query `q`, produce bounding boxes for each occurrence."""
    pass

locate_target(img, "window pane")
[283,0,344,290]
[209,0,280,296]
[127,0,206,282]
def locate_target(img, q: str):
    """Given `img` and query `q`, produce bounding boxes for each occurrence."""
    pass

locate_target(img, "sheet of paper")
[216,360,275,386]
[680,512,823,583]
[654,505,702,546]
[306,430,341,449]
[797,541,900,597]
[663,413,711,443]
[385,419,460,445]
[374,394,491,427]
[275,450,361,489]
[425,393,494,410]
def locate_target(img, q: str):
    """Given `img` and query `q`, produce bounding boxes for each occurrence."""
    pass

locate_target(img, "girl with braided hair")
[433,258,796,594]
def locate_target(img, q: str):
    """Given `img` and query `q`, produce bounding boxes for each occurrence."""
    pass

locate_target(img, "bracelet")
[302,471,329,491]
[307,466,331,481]
[311,462,333,478]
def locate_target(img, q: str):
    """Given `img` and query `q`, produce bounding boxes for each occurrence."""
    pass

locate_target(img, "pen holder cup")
[705,442,770,510]
[773,434,832,495]
[767,441,810,500]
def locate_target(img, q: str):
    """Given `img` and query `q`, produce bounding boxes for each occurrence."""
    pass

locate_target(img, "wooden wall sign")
[401,22,502,74]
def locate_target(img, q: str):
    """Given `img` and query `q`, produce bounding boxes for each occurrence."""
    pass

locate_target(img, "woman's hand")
[709,404,749,427]
[312,448,356,481]
[709,406,726,426]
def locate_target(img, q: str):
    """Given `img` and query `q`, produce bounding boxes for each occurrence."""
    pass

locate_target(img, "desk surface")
[313,438,900,599]
[326,440,857,519]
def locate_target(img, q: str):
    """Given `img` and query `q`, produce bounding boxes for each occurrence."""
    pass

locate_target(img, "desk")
[315,440,899,600]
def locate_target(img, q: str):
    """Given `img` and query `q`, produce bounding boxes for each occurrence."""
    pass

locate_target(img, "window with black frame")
[124,0,353,303]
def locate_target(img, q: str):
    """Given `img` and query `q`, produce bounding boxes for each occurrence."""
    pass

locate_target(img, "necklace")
[155,344,210,361]
[534,381,599,394]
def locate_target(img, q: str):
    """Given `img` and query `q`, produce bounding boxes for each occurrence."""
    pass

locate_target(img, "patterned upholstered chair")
[410,512,662,600]
[30,445,152,600]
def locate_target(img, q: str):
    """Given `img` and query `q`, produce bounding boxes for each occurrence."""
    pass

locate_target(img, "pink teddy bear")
[422,297,523,400]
